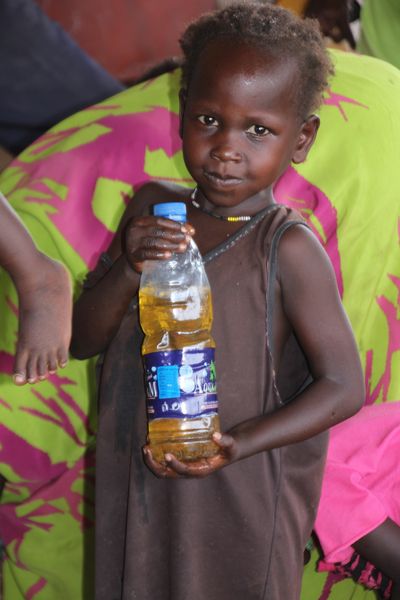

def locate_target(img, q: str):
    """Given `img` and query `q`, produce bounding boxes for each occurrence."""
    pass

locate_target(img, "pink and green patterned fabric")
[0,49,399,599]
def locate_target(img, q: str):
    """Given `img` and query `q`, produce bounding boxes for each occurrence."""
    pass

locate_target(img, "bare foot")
[13,254,72,385]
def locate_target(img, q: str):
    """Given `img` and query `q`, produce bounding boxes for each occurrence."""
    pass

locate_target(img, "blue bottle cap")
[153,202,187,223]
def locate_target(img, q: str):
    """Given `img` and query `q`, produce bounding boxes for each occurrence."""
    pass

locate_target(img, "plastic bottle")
[139,202,220,463]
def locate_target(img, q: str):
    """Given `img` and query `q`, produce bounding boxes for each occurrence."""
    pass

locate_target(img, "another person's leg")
[0,0,124,155]
[353,518,400,599]
[0,192,72,384]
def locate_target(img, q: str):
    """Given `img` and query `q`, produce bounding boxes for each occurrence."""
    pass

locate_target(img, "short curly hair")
[179,2,334,118]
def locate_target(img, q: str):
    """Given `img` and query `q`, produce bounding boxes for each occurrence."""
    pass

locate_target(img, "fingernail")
[13,373,25,384]
[165,454,172,462]
[213,432,222,441]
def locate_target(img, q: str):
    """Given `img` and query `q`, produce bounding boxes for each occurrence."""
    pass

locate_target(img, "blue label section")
[157,365,180,399]
[144,348,218,420]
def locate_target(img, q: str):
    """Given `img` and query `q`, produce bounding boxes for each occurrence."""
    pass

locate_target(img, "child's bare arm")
[0,192,72,384]
[145,225,364,478]
[70,191,194,359]
[228,225,364,453]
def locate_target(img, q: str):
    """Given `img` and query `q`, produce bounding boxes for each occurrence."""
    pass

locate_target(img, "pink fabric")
[314,401,400,564]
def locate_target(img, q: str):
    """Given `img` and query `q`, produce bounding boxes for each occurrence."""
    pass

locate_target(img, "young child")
[0,192,71,384]
[71,4,364,599]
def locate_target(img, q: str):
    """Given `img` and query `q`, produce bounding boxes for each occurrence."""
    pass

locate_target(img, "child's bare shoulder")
[277,223,336,289]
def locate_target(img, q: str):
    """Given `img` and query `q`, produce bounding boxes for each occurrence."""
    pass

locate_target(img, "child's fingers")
[132,216,191,238]
[183,223,195,236]
[153,217,195,237]
[125,216,195,270]
[142,236,188,253]
[164,453,219,478]
[130,216,194,247]
[212,432,241,463]
[212,431,234,449]
[126,232,189,266]
[143,447,179,479]
[164,454,189,475]
[155,222,190,238]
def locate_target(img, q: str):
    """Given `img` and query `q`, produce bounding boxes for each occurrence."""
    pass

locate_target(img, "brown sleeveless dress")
[94,204,328,600]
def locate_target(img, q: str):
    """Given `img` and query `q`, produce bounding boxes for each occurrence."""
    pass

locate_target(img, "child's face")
[180,39,318,210]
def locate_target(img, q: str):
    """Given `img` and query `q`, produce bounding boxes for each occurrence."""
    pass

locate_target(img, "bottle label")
[143,348,218,420]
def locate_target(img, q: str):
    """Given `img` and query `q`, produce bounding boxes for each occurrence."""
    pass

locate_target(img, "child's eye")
[198,115,218,126]
[246,124,269,137]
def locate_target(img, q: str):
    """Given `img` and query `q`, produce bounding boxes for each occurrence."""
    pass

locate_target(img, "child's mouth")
[204,171,243,188]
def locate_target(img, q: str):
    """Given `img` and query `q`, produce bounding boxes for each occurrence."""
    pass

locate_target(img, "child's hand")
[143,431,240,478]
[123,215,195,273]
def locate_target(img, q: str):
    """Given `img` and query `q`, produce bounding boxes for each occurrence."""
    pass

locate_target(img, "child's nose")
[210,133,242,162]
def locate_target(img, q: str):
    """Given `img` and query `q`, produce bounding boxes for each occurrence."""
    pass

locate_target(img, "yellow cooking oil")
[139,285,220,464]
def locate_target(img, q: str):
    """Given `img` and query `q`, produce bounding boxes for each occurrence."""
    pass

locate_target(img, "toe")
[13,349,28,385]
[57,348,69,369]
[48,353,58,374]
[26,356,39,384]
[37,355,49,381]
[13,371,27,385]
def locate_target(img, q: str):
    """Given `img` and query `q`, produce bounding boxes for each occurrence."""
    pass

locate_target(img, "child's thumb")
[212,431,233,448]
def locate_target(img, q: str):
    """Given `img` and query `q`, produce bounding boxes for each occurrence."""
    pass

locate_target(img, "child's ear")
[292,115,320,164]
[179,89,187,140]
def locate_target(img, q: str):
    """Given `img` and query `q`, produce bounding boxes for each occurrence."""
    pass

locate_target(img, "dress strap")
[266,220,310,359]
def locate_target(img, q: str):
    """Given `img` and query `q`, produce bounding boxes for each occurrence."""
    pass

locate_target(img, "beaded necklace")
[190,188,252,222]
